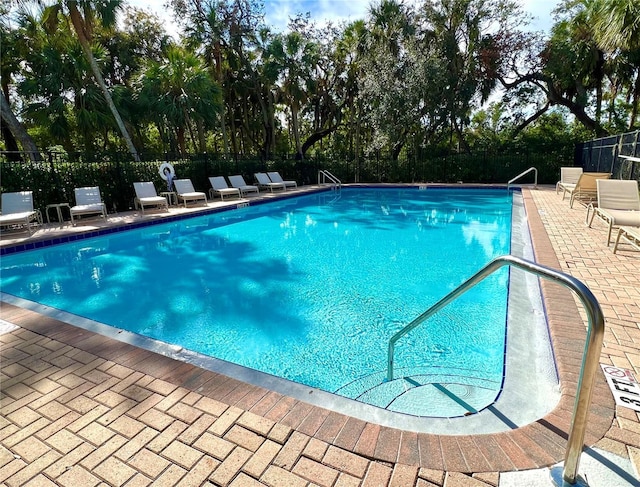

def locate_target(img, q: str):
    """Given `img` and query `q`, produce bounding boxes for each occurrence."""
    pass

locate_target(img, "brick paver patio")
[1,185,639,486]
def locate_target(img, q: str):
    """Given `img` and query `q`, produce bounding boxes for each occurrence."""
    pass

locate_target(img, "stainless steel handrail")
[507,166,538,189]
[318,170,341,189]
[386,255,604,485]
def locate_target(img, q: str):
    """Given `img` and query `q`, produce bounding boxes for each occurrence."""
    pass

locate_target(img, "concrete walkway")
[0,185,639,486]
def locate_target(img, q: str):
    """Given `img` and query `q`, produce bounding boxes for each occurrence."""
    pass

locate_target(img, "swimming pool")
[0,187,558,432]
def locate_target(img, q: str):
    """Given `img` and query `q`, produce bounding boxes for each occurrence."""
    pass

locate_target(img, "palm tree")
[264,31,319,159]
[41,1,140,160]
[137,46,222,155]
[593,0,640,52]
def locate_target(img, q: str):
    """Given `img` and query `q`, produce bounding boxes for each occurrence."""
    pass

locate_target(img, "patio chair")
[556,167,583,197]
[173,179,208,207]
[228,175,259,196]
[133,182,169,214]
[613,226,640,254]
[564,172,611,208]
[0,191,42,235]
[255,172,286,192]
[586,179,640,245]
[70,187,107,226]
[208,176,241,201]
[267,171,297,189]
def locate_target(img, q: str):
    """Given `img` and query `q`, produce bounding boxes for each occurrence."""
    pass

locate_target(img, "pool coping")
[0,186,615,472]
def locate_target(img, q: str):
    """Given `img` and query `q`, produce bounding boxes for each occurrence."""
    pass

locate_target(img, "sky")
[129,0,558,37]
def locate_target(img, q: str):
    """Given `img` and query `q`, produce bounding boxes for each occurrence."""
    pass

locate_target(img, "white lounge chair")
[255,172,286,192]
[133,182,169,214]
[173,179,208,207]
[613,226,640,254]
[267,171,297,189]
[228,175,259,196]
[0,191,42,234]
[556,167,583,196]
[209,176,241,200]
[587,179,640,245]
[564,172,611,208]
[70,187,107,226]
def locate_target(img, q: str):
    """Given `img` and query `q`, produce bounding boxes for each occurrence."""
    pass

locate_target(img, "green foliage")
[2,0,639,168]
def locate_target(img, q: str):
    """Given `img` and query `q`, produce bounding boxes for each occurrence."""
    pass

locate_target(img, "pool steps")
[335,367,501,418]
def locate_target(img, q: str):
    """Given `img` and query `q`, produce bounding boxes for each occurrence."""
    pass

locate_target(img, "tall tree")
[359,0,417,160]
[265,30,319,159]
[0,6,41,160]
[421,0,519,152]
[137,45,222,155]
[42,1,140,160]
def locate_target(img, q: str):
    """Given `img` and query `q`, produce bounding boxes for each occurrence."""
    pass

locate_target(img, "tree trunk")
[214,43,230,156]
[0,93,42,161]
[176,126,186,156]
[630,74,640,130]
[291,103,303,159]
[67,2,140,161]
[1,83,20,158]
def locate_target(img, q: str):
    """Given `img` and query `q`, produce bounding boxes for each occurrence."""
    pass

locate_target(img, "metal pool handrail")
[507,166,538,189]
[386,255,604,486]
[318,170,341,189]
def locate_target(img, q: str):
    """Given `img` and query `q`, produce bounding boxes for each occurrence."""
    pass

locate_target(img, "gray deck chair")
[70,187,107,226]
[134,182,169,214]
[209,177,241,200]
[255,172,286,192]
[173,179,207,207]
[267,171,297,189]
[228,175,259,196]
[0,191,42,234]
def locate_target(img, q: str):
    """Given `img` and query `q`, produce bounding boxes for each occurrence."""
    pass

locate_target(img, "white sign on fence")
[600,364,640,412]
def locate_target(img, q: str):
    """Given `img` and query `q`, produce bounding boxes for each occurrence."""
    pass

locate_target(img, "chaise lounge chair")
[586,179,640,245]
[613,226,640,254]
[267,171,297,189]
[70,187,108,226]
[173,179,208,207]
[255,172,286,192]
[0,191,42,235]
[564,172,611,208]
[134,182,169,214]
[556,167,583,196]
[209,176,241,201]
[228,175,259,196]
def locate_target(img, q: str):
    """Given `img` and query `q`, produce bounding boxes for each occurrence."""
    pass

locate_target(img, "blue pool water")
[0,188,512,415]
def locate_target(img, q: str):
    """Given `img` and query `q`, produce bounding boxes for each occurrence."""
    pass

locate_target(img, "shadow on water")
[0,214,308,346]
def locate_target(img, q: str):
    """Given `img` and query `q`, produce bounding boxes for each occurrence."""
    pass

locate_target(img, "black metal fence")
[575,130,640,182]
[0,148,570,215]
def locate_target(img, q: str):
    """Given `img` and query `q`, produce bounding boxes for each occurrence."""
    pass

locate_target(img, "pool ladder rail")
[387,255,604,487]
[318,170,341,190]
[507,166,538,190]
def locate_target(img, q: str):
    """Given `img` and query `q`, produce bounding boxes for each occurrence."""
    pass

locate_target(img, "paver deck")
[1,185,639,486]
